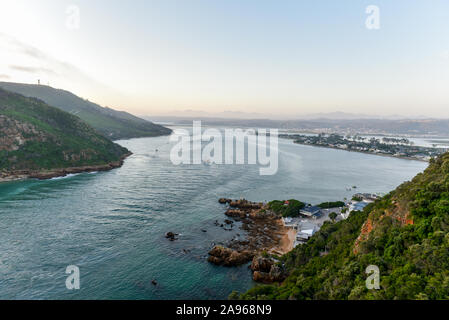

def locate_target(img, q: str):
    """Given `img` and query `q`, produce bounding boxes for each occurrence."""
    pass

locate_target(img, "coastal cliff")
[0,88,131,182]
[0,82,172,140]
[236,153,449,300]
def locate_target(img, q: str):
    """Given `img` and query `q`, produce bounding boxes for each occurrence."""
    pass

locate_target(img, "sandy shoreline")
[270,220,296,255]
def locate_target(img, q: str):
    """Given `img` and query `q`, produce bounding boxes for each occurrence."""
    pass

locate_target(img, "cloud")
[9,65,57,75]
[0,33,91,82]
[0,32,113,91]
[3,36,48,61]
[0,32,127,106]
[20,46,48,60]
[0,74,10,79]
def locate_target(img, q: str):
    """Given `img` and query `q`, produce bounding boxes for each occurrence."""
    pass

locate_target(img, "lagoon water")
[0,129,427,299]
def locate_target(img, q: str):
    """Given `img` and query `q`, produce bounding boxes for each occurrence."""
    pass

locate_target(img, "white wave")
[50,173,80,181]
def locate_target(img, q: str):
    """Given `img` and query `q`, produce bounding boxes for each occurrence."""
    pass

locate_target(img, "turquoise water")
[0,132,427,299]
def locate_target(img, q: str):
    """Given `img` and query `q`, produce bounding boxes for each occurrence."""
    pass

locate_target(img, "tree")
[329,212,338,222]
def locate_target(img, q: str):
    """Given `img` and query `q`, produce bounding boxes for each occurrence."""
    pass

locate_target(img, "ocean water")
[0,130,427,299]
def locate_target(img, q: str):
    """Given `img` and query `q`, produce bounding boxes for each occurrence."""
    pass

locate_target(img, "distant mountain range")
[0,88,130,180]
[150,116,449,136]
[147,110,432,121]
[297,111,431,121]
[0,82,172,140]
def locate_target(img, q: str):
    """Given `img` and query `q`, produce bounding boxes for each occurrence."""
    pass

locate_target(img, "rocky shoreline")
[208,198,293,283]
[0,152,132,183]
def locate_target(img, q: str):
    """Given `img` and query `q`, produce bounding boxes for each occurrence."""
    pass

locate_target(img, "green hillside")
[0,88,130,174]
[237,153,449,300]
[0,82,172,140]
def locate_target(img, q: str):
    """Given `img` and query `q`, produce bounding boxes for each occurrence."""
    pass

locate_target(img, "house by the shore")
[300,206,322,219]
[295,222,319,246]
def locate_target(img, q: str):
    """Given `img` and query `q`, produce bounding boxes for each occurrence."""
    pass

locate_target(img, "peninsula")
[0,82,172,140]
[280,133,447,161]
[0,88,131,182]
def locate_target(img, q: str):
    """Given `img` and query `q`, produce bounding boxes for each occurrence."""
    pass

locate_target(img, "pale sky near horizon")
[0,0,448,118]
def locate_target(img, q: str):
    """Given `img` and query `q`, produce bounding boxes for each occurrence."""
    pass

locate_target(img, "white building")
[296,222,318,242]
[341,200,372,219]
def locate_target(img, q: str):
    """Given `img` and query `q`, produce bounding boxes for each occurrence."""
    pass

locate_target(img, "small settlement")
[280,133,446,162]
[283,193,380,248]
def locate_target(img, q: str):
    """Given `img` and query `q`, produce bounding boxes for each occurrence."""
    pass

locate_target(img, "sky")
[0,0,448,118]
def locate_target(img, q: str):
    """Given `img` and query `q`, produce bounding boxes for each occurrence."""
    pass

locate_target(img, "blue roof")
[301,206,321,213]
[353,202,369,210]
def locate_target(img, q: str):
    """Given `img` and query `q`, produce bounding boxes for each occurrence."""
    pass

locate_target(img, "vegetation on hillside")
[0,82,172,140]
[0,88,129,172]
[236,153,449,300]
[317,201,345,209]
[268,200,306,217]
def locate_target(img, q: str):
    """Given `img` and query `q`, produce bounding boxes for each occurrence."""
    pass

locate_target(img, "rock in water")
[165,232,178,241]
[250,255,287,283]
[250,256,274,273]
[207,246,254,267]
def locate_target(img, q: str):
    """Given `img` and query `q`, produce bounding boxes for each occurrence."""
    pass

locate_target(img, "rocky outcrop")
[0,115,47,152]
[250,256,288,283]
[267,264,288,282]
[208,198,290,269]
[353,197,414,255]
[250,256,274,273]
[225,209,248,219]
[353,218,373,255]
[229,199,264,210]
[165,232,179,241]
[224,200,267,220]
[207,246,254,267]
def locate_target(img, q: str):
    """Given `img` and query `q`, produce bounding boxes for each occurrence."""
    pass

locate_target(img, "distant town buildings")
[280,133,447,161]
[282,193,381,246]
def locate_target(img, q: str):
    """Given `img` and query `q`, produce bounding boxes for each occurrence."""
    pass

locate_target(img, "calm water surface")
[0,130,427,299]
